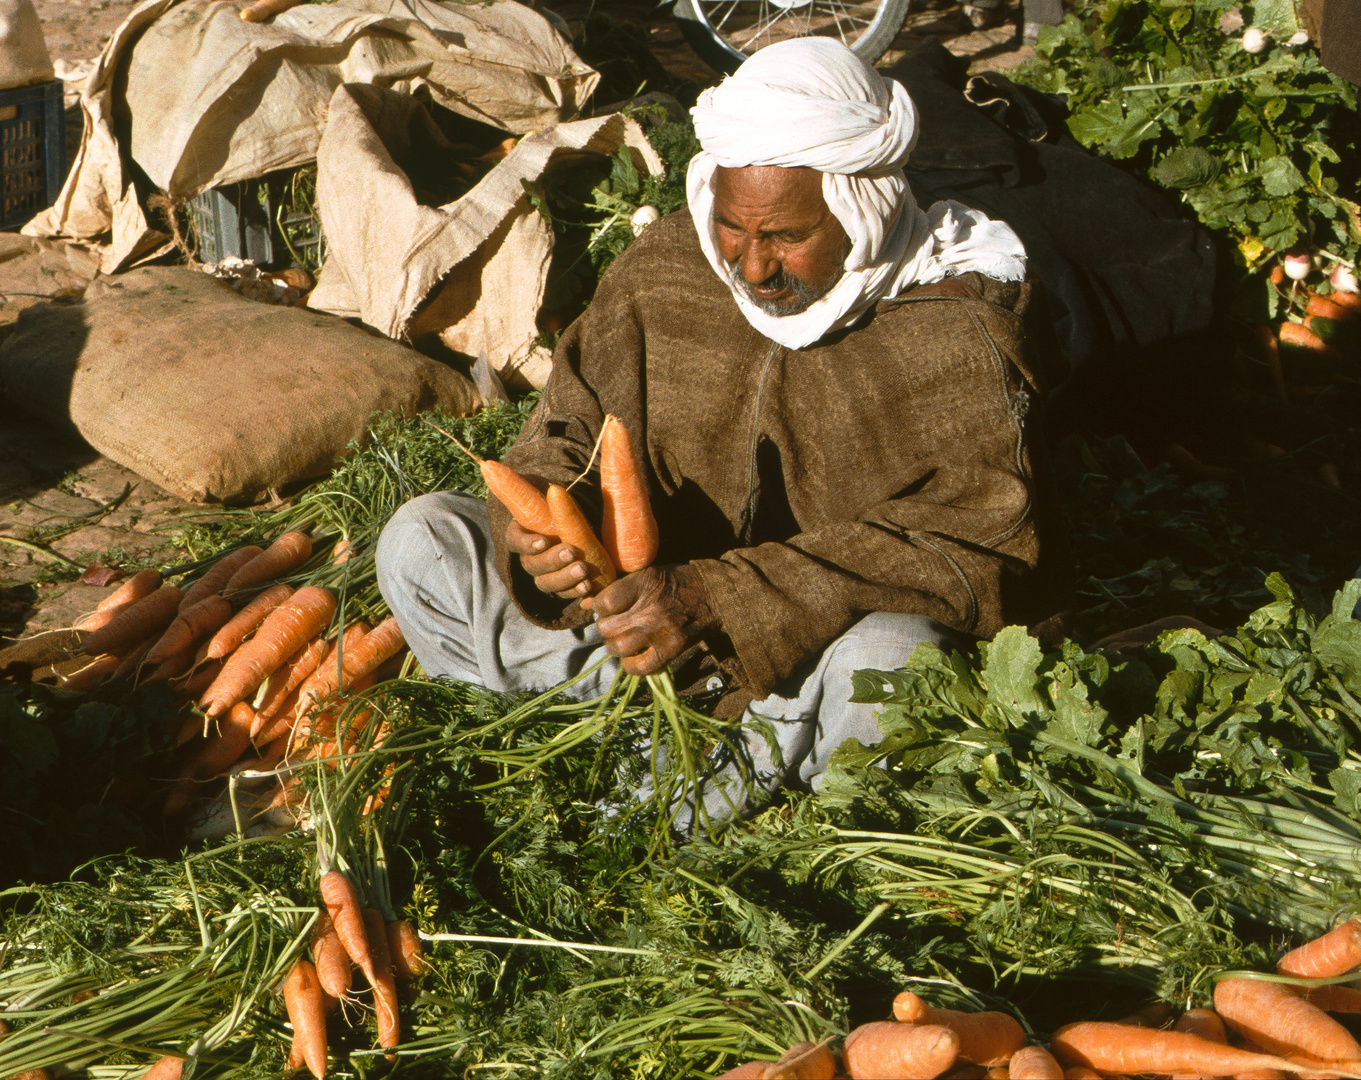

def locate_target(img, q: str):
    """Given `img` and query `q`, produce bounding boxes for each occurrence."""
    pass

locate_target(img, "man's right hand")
[506,520,598,602]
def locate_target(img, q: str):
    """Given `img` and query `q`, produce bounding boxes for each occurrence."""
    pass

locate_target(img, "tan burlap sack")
[0,266,480,504]
[308,85,662,390]
[25,0,598,272]
[0,0,53,91]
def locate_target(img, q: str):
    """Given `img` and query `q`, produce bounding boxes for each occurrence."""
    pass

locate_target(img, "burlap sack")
[25,0,598,272]
[308,85,662,390]
[0,266,480,503]
[0,0,53,91]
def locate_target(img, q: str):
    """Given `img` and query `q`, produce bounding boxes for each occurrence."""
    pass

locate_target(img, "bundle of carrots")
[716,919,1361,1079]
[444,412,659,595]
[279,871,426,1078]
[64,530,407,827]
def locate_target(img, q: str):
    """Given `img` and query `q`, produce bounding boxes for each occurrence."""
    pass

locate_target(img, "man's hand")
[593,564,719,676]
[506,520,601,602]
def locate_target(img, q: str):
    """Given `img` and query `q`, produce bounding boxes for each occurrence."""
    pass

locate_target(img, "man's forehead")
[712,164,827,222]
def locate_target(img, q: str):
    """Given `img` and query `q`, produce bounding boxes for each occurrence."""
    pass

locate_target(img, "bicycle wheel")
[672,0,912,73]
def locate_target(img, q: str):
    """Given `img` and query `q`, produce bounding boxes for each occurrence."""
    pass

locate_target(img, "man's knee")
[375,492,485,606]
[823,612,958,680]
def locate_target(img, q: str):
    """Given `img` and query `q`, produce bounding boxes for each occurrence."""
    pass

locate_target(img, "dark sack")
[0,266,481,503]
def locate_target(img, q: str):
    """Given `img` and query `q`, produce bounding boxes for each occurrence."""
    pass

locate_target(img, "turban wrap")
[687,38,1026,349]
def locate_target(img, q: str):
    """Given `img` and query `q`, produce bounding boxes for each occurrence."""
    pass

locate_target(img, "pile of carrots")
[717,919,1361,1079]
[64,530,406,828]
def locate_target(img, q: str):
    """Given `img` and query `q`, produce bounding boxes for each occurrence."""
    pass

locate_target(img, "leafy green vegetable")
[1012,0,1361,293]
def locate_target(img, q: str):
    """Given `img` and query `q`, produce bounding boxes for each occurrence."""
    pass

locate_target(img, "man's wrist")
[674,563,720,638]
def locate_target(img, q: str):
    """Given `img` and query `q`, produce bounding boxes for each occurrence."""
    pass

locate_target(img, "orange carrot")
[1051,1020,1309,1076]
[179,657,224,700]
[163,701,256,816]
[331,538,352,566]
[287,1040,306,1075]
[96,568,162,613]
[1059,1068,1102,1080]
[208,582,294,660]
[1006,1045,1063,1080]
[1303,985,1361,1013]
[254,637,327,730]
[312,912,352,1001]
[293,624,369,726]
[546,483,616,592]
[178,546,263,612]
[386,920,426,984]
[199,587,336,718]
[1280,320,1338,357]
[760,1041,837,1078]
[1279,921,1361,979]
[1215,975,1361,1062]
[319,871,375,984]
[1309,293,1359,323]
[482,459,556,536]
[110,638,157,683]
[57,654,120,691]
[715,1064,767,1079]
[282,958,328,1079]
[599,414,659,573]
[293,618,398,719]
[893,992,1026,1066]
[1331,290,1361,315]
[223,532,313,596]
[140,1057,184,1080]
[362,908,400,1056]
[146,595,233,665]
[144,649,194,684]
[254,686,304,746]
[1172,1007,1226,1044]
[842,1022,960,1079]
[83,585,184,656]
[77,569,163,632]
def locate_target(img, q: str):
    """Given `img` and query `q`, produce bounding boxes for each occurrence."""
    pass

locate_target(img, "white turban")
[686,38,1027,350]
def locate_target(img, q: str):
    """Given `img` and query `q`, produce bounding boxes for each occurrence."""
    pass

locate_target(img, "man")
[376,39,1068,819]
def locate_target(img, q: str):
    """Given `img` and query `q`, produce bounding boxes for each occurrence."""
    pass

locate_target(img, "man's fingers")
[602,627,652,659]
[592,578,647,625]
[533,561,592,597]
[621,647,664,677]
[506,520,553,558]
[520,543,579,578]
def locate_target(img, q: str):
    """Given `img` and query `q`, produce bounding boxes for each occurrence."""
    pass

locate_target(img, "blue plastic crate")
[0,79,65,231]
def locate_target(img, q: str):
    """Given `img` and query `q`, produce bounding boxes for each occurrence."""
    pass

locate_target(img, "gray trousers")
[375,492,956,819]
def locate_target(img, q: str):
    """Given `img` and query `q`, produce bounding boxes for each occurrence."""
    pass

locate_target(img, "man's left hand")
[592,564,719,676]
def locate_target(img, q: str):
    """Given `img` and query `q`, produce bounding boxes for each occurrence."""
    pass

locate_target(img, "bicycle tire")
[672,0,912,73]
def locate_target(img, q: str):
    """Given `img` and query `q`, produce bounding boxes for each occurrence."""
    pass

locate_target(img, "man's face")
[712,164,849,316]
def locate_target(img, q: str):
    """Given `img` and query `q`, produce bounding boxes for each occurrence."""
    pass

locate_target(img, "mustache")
[727,261,843,317]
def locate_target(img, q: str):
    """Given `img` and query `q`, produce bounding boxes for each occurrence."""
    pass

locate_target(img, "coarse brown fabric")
[489,209,1071,699]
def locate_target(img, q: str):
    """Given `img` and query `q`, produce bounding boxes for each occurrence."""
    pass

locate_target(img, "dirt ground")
[0,0,1034,645]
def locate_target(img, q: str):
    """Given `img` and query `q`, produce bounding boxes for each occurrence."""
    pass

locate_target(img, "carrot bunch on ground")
[715,917,1361,1079]
[282,870,426,1074]
[58,531,407,830]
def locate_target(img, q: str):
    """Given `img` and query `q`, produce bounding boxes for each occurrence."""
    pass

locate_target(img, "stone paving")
[0,0,1034,646]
